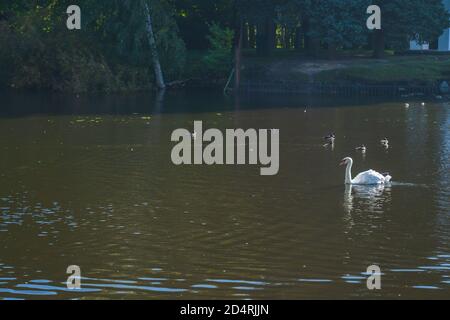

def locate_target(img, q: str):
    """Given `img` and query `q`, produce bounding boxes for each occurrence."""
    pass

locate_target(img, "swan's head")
[339,157,353,166]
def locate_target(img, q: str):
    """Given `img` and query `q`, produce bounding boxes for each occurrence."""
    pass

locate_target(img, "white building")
[410,0,450,51]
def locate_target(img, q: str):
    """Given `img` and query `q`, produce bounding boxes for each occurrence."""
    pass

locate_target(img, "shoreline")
[237,80,450,98]
[1,81,449,100]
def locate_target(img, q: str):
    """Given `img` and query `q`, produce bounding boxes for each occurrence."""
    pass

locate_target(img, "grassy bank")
[241,51,450,85]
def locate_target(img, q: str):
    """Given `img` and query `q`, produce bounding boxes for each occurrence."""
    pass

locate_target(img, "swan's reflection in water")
[343,184,392,232]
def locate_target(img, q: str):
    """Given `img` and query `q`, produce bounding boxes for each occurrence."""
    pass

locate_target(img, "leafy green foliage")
[306,0,371,48]
[0,0,186,92]
[173,0,235,50]
[2,0,450,91]
[203,22,234,77]
[377,0,450,50]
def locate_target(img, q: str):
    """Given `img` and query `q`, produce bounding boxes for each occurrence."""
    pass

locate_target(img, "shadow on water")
[0,89,431,118]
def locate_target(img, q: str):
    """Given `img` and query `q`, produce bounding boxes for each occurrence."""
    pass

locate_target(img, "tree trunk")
[249,24,256,48]
[234,20,243,90]
[283,27,289,49]
[256,18,275,56]
[144,2,165,90]
[256,21,266,56]
[303,17,312,54]
[327,43,337,59]
[267,20,276,54]
[372,29,385,59]
[294,26,302,50]
[242,23,249,49]
[309,38,320,58]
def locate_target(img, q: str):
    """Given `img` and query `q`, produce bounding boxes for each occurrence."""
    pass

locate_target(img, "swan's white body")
[340,157,392,185]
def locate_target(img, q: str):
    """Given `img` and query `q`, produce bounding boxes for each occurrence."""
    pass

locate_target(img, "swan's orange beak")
[339,160,346,166]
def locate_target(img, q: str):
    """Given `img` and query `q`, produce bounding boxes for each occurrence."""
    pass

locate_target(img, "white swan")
[340,157,392,185]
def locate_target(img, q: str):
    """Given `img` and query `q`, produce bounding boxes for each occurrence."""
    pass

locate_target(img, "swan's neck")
[345,160,353,184]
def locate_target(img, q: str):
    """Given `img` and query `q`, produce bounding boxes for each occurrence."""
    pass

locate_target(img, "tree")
[203,22,234,76]
[276,0,371,57]
[144,1,165,89]
[173,0,235,50]
[275,0,304,50]
[0,0,185,91]
[0,0,31,20]
[103,0,185,83]
[371,0,450,58]
[237,0,278,56]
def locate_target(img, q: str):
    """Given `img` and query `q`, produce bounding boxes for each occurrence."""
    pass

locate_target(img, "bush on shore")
[0,1,187,93]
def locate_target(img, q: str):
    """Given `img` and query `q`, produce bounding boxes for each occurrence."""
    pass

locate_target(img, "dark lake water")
[0,91,449,299]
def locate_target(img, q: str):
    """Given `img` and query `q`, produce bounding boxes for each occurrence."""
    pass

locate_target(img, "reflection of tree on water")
[343,184,392,233]
[153,89,165,114]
